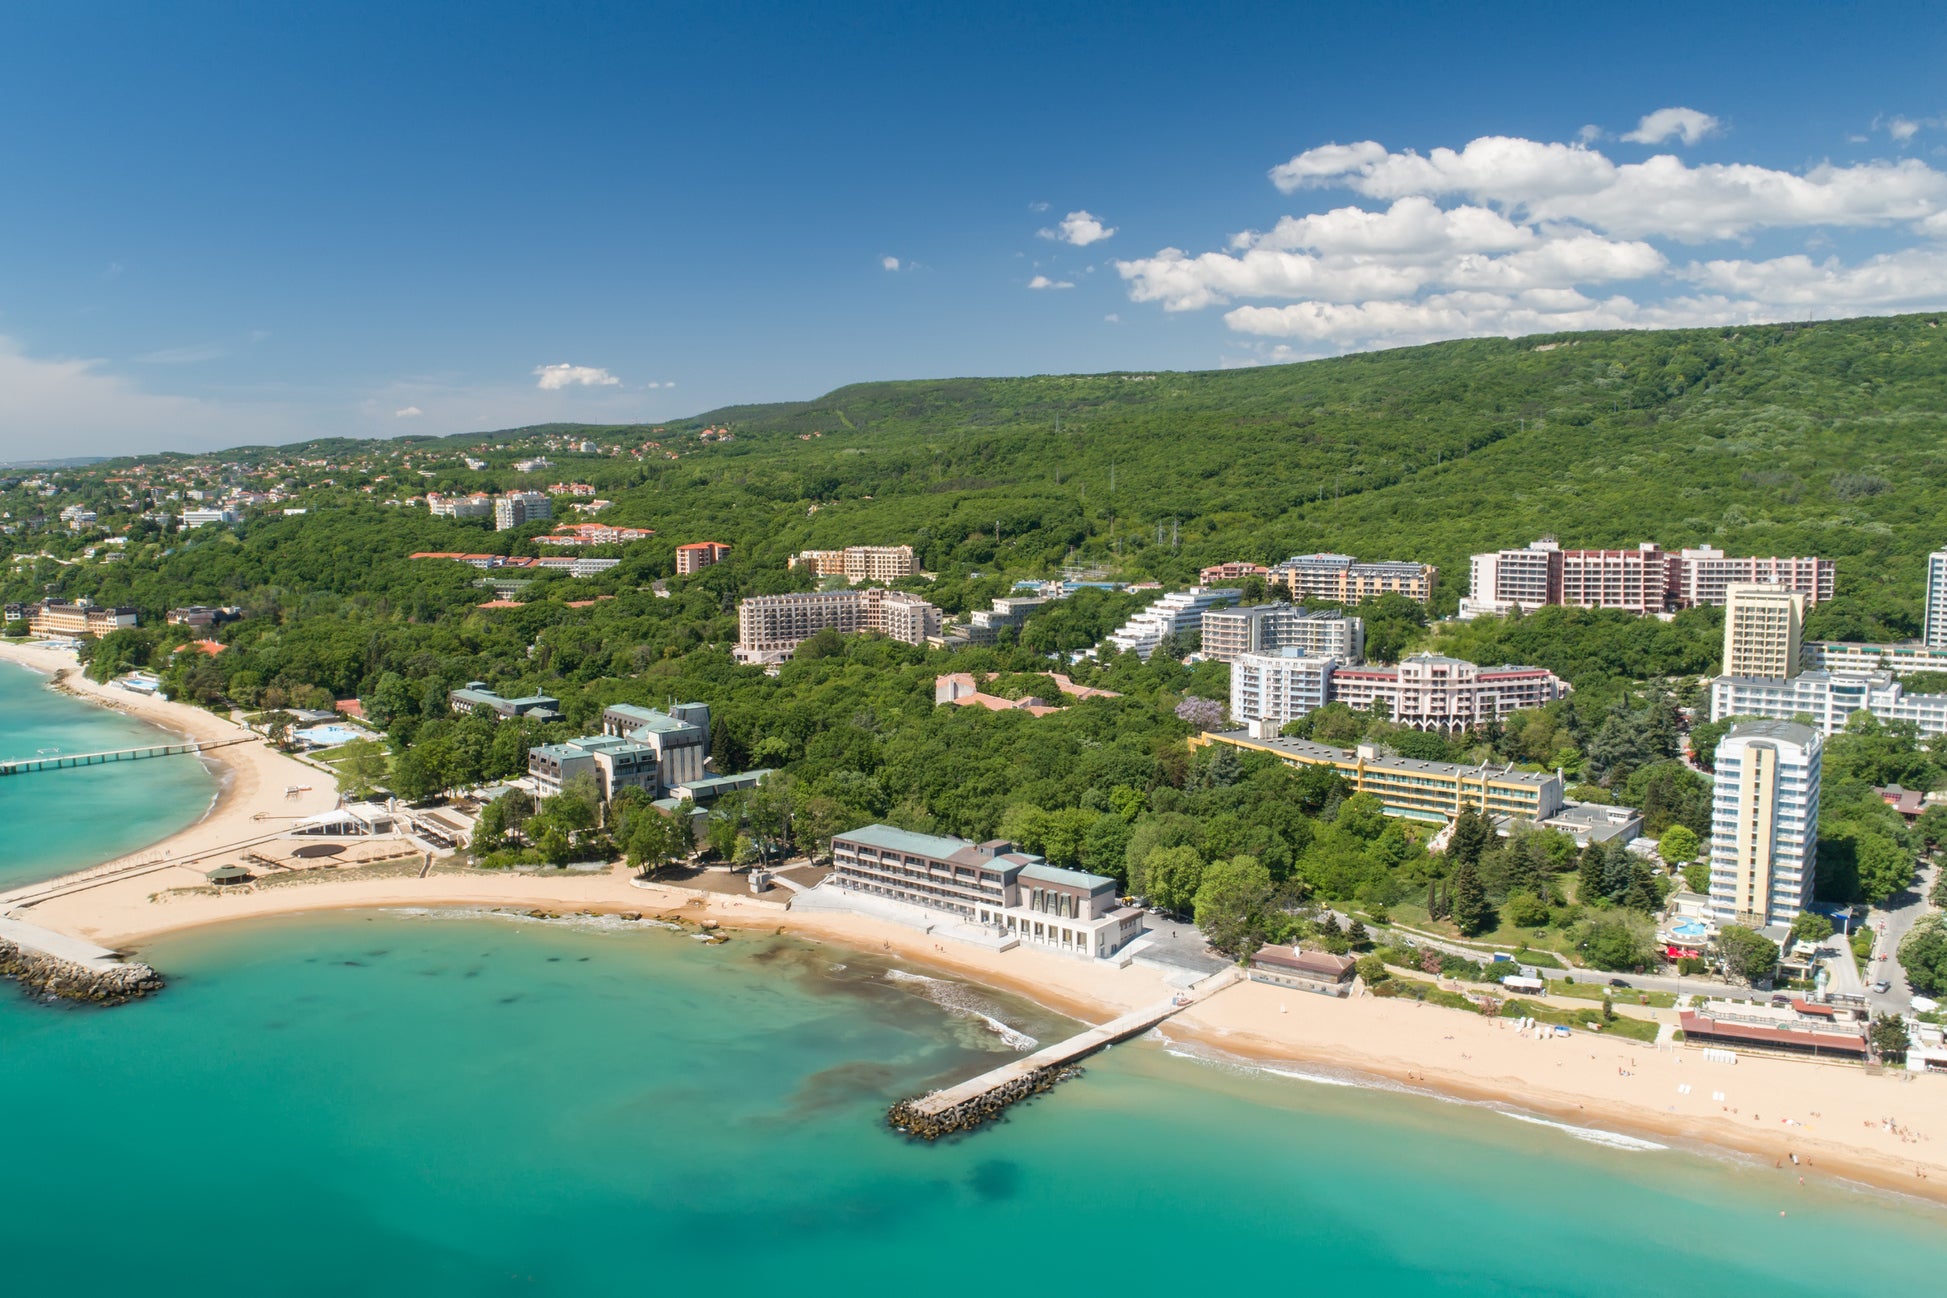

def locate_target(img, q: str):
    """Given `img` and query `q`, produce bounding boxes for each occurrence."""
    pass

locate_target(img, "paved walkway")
[0,915,127,970]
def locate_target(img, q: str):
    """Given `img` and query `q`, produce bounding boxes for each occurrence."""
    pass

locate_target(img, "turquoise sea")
[4,684,1947,1294]
[0,659,218,889]
[4,911,1947,1296]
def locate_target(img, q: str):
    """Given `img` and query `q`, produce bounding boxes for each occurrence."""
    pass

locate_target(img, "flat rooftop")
[1208,730,1558,788]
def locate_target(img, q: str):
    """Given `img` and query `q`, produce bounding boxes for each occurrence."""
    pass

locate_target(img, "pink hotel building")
[1463,540,1834,619]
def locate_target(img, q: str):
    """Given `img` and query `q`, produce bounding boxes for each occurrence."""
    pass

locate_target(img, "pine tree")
[1577,844,1606,906]
[1347,918,1370,949]
[1448,808,1493,869]
[1321,912,1343,936]
[1451,860,1490,936]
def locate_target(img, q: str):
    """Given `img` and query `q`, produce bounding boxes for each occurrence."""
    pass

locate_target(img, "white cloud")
[1882,115,1924,143]
[394,406,424,418]
[1268,133,1947,240]
[1118,119,1947,356]
[1040,210,1117,246]
[1028,200,1050,212]
[534,362,621,390]
[1028,275,1075,290]
[881,256,901,271]
[1620,107,1722,146]
[1104,313,1120,323]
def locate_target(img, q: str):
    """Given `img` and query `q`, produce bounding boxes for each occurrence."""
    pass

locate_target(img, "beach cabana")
[205,865,254,886]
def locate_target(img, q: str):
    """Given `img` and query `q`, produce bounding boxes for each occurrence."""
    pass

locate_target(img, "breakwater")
[887,1063,1084,1139]
[0,916,163,1005]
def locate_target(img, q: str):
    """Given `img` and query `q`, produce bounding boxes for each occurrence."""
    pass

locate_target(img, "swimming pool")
[1669,919,1709,942]
[296,724,367,748]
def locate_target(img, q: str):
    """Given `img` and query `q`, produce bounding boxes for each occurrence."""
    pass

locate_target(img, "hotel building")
[427,492,494,518]
[1229,651,1564,735]
[1708,670,1947,739]
[28,600,139,637]
[1199,603,1364,664]
[734,587,942,663]
[1721,583,1805,679]
[528,734,661,800]
[449,682,562,722]
[1104,586,1241,659]
[1198,561,1272,584]
[1195,731,1565,824]
[1805,640,1947,675]
[494,492,552,531]
[1269,553,1436,605]
[600,702,711,789]
[1462,539,1834,618]
[1927,550,1947,650]
[829,825,1145,959]
[1708,721,1821,927]
[790,544,920,583]
[675,541,731,575]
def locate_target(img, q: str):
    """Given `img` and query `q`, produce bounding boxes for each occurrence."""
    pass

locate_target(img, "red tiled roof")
[1679,1012,1865,1053]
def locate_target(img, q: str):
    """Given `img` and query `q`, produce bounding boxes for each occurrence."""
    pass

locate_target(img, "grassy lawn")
[1384,901,1583,964]
[1376,977,1663,1043]
[1546,980,1677,1010]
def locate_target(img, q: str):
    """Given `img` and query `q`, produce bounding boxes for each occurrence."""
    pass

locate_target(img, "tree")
[1868,1013,1910,1065]
[333,738,391,799]
[1449,859,1491,936]
[1577,914,1657,972]
[1898,915,1947,996]
[1576,844,1606,906]
[1914,804,1947,851]
[1447,808,1493,869]
[1657,823,1700,866]
[1346,917,1370,948]
[1193,854,1277,959]
[626,809,687,877]
[1355,952,1389,986]
[1717,925,1781,985]
[1504,891,1549,928]
[1789,911,1834,944]
[1680,860,1711,895]
[1141,844,1206,916]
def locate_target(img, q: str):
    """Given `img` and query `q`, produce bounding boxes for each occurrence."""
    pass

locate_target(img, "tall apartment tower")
[1927,550,1947,650]
[1721,583,1804,680]
[1708,721,1821,928]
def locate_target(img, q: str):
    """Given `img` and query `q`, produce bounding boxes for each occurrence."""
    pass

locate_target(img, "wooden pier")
[888,966,1238,1139]
[0,735,254,778]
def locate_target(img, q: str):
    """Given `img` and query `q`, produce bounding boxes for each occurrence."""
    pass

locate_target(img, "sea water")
[0,660,219,889]
[2,910,1944,1296]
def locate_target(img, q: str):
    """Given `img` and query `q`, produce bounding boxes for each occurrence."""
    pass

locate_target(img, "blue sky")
[3,1,1946,455]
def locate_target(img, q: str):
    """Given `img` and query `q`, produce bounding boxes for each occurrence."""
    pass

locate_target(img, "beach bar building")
[1247,946,1358,996]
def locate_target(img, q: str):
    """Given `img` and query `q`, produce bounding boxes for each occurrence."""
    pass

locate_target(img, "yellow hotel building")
[1195,730,1564,823]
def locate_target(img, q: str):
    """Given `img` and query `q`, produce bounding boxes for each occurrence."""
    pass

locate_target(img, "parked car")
[1871,980,1891,994]
[1607,978,1631,988]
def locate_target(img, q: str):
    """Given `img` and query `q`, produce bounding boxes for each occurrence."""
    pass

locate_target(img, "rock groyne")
[0,935,164,1006]
[886,1064,1083,1140]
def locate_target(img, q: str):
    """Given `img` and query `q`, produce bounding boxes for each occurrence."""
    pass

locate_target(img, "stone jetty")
[885,966,1240,1140]
[0,916,163,1005]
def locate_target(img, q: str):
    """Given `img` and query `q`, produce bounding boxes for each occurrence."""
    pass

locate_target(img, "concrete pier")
[0,915,163,1004]
[888,965,1238,1138]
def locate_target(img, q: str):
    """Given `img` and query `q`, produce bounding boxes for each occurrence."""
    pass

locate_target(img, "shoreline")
[0,639,343,895]
[2,643,1941,1208]
[21,856,1946,1209]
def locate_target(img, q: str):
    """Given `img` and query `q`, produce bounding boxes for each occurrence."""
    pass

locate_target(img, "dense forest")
[6,312,1946,959]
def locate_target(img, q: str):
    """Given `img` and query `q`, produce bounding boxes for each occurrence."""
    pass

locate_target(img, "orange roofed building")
[676,541,731,575]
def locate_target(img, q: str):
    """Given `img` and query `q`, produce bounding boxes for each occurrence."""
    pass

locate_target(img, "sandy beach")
[0,639,342,889]
[4,636,1945,1209]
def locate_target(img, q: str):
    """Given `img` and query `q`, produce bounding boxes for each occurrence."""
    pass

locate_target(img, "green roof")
[836,823,978,861]
[1020,862,1116,890]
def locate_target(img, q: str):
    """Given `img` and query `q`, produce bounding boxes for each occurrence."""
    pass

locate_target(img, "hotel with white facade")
[1229,650,1564,735]
[1198,603,1364,664]
[1708,721,1821,928]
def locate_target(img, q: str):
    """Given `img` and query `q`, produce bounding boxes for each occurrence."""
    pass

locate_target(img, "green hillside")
[637,312,1946,638]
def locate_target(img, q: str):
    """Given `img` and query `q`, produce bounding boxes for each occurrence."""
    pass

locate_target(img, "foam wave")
[381,905,683,934]
[885,968,1039,1050]
[1494,1110,1668,1151]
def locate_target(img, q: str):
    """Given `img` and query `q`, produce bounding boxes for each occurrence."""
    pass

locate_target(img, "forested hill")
[36,311,1947,641]
[664,313,1947,636]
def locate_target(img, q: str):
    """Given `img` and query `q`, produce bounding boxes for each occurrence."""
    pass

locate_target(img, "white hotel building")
[1709,721,1821,928]
[1230,651,1564,735]
[1104,586,1241,659]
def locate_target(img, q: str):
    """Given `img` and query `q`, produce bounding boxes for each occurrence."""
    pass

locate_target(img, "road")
[1863,856,1938,1016]
[1384,923,1742,1001]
